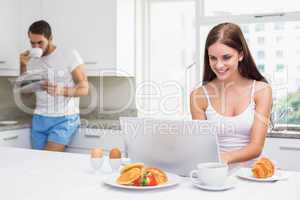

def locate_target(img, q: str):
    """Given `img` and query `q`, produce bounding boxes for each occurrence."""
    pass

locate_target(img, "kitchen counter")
[0,108,137,131]
[0,118,31,131]
[0,117,121,131]
[0,147,299,200]
[267,130,300,139]
[80,118,121,130]
[1,117,300,139]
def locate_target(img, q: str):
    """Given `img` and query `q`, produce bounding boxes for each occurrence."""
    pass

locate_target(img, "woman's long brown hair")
[202,22,267,84]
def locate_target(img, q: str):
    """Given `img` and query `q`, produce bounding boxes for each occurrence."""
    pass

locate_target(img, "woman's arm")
[190,87,208,120]
[221,82,273,164]
[43,64,89,97]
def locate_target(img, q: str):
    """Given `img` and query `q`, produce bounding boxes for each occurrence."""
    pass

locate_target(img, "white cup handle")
[190,170,201,184]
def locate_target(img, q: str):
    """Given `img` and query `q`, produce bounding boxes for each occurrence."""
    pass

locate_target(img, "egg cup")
[109,158,122,172]
[90,157,104,173]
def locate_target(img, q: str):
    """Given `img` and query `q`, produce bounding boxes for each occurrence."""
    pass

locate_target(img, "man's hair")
[28,20,52,39]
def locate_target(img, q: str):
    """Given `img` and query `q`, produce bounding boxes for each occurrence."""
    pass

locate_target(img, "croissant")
[252,157,275,178]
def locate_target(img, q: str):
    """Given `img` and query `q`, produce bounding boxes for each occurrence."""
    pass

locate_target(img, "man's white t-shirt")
[27,48,84,117]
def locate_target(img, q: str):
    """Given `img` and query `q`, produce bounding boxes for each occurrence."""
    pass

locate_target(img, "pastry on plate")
[145,167,168,184]
[120,163,145,174]
[117,167,143,185]
[252,157,275,178]
[116,163,168,186]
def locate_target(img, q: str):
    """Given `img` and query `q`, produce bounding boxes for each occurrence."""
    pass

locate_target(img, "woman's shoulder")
[254,80,271,92]
[253,80,272,101]
[190,85,205,98]
[190,85,209,109]
[191,82,215,96]
[191,81,218,97]
[255,80,270,86]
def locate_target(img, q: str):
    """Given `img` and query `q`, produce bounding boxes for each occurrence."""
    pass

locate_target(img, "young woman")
[190,22,272,167]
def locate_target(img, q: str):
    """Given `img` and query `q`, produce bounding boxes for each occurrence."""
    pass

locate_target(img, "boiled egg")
[90,148,103,158]
[109,148,121,159]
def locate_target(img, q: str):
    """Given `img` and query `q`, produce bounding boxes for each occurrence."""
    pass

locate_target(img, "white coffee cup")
[190,162,229,187]
[29,48,43,58]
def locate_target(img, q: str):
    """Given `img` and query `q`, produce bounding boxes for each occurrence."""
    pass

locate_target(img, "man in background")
[20,20,89,152]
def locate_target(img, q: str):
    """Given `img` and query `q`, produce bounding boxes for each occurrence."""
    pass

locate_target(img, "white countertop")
[0,147,299,200]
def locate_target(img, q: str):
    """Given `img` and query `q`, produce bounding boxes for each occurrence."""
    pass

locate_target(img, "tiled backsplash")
[0,76,137,119]
[81,77,136,113]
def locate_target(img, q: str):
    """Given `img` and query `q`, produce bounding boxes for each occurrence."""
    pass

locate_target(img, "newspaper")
[14,71,47,93]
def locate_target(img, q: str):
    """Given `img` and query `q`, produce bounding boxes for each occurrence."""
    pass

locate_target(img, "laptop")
[120,117,220,176]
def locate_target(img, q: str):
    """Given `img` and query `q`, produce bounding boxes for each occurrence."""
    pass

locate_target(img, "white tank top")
[203,80,256,167]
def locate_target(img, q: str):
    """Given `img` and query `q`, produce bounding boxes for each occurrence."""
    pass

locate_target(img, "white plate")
[237,168,289,182]
[0,121,18,125]
[192,177,236,191]
[103,172,180,190]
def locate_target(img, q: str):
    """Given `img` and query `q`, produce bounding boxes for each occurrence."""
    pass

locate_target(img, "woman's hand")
[220,152,232,164]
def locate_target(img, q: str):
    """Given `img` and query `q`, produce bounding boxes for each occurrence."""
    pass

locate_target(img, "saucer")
[237,167,290,182]
[192,178,236,191]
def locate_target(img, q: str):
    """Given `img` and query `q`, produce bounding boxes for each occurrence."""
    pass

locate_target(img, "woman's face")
[208,42,243,81]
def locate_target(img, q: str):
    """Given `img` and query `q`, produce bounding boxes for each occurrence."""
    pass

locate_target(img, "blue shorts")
[31,114,80,150]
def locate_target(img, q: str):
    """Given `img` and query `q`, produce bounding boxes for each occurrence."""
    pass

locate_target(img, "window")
[257,37,265,45]
[297,78,300,88]
[241,25,250,34]
[295,23,300,29]
[136,0,196,118]
[276,64,285,71]
[197,10,300,127]
[258,64,265,72]
[276,50,284,58]
[276,36,284,43]
[138,0,300,126]
[245,37,250,43]
[255,23,265,32]
[274,22,285,30]
[257,51,265,59]
[203,0,300,16]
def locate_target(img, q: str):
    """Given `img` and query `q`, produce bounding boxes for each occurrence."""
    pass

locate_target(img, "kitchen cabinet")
[19,0,43,52]
[0,0,41,76]
[0,68,20,76]
[66,128,124,154]
[41,0,116,67]
[0,128,31,149]
[0,0,135,77]
[263,137,300,171]
[41,0,135,76]
[0,0,20,70]
[0,127,124,154]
